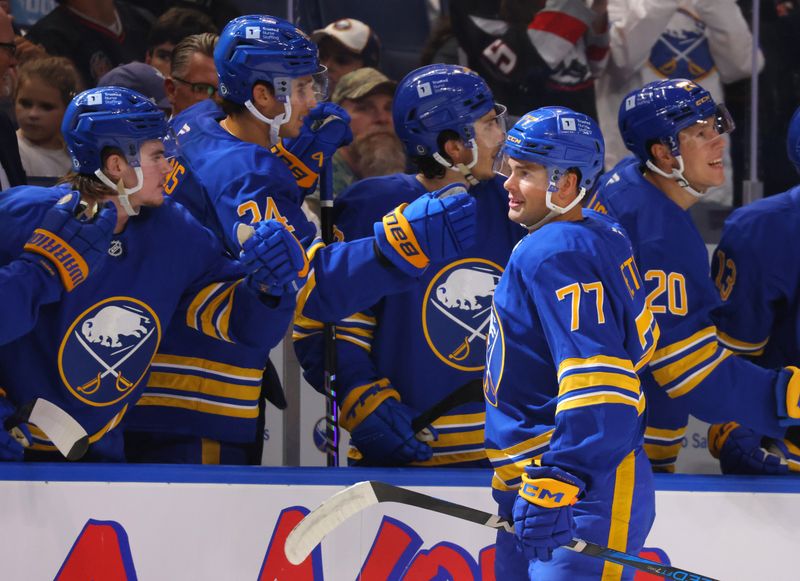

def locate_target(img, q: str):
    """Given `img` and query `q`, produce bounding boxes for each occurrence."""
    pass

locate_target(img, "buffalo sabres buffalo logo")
[58,298,161,407]
[484,306,504,407]
[422,259,503,372]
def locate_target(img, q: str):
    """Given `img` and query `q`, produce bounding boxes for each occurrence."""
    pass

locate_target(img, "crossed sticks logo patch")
[58,297,161,407]
[422,258,503,372]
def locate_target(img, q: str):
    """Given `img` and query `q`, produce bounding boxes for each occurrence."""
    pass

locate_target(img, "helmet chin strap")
[245,99,291,147]
[94,166,143,217]
[645,155,705,198]
[524,171,587,232]
[433,138,480,185]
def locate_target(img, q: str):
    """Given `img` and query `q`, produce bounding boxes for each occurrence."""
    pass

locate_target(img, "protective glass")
[679,104,735,146]
[474,103,508,148]
[290,67,329,105]
[136,130,177,168]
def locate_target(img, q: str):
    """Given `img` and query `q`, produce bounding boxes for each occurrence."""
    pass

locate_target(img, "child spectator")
[14,56,82,180]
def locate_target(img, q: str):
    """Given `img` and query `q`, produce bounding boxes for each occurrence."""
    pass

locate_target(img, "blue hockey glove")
[708,422,788,475]
[236,221,309,296]
[349,397,436,466]
[373,183,477,277]
[513,465,585,562]
[22,192,116,291]
[0,395,29,461]
[271,103,353,193]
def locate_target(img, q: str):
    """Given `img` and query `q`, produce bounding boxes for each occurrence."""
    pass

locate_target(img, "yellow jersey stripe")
[556,391,642,414]
[201,439,221,464]
[485,430,555,461]
[136,394,259,418]
[558,355,634,379]
[644,426,687,441]
[665,349,733,398]
[559,371,641,396]
[650,326,716,365]
[216,280,242,343]
[200,282,237,339]
[146,371,261,400]
[430,429,485,448]
[150,354,262,380]
[651,340,718,386]
[432,412,485,428]
[644,442,683,461]
[186,282,221,331]
[716,330,768,354]
[601,451,636,581]
[337,334,372,352]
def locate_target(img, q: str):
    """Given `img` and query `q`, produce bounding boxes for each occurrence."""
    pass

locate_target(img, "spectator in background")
[595,0,760,206]
[165,32,219,117]
[312,18,381,96]
[144,7,217,78]
[331,68,403,194]
[97,62,171,114]
[449,0,609,119]
[0,6,23,189]
[15,56,82,180]
[303,67,405,222]
[25,0,154,87]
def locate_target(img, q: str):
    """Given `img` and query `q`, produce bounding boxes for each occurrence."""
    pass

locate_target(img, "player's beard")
[350,130,407,179]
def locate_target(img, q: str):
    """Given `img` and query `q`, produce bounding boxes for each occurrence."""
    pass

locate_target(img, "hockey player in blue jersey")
[0,86,303,461]
[0,194,115,347]
[123,15,478,464]
[706,105,800,475]
[294,64,523,467]
[587,79,800,472]
[486,107,659,580]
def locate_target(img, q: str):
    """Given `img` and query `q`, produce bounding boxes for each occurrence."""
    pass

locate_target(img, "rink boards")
[0,465,796,581]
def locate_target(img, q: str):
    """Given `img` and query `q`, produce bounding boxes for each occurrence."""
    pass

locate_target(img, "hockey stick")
[284,481,720,581]
[5,398,89,461]
[320,158,339,467]
[411,378,484,434]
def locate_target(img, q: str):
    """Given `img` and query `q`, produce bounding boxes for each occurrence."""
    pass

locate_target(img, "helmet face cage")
[216,14,322,105]
[498,107,605,193]
[619,79,733,164]
[393,65,497,159]
[62,87,170,174]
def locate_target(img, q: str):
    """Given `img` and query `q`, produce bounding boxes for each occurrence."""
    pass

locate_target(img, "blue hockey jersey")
[294,173,525,466]
[485,210,659,493]
[125,101,417,445]
[0,256,64,345]
[711,185,800,368]
[589,162,796,454]
[0,185,293,453]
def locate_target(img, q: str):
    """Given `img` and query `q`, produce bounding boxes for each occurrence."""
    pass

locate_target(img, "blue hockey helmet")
[393,64,497,159]
[62,86,170,175]
[787,105,800,174]
[618,78,733,164]
[215,14,324,105]
[498,107,604,230]
[501,106,605,192]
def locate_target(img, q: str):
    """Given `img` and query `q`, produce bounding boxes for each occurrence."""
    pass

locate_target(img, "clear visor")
[474,103,508,150]
[134,130,177,168]
[312,66,329,101]
[493,150,512,177]
[678,104,735,146]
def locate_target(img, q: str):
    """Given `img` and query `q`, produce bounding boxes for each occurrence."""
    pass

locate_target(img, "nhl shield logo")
[58,297,161,407]
[422,258,503,372]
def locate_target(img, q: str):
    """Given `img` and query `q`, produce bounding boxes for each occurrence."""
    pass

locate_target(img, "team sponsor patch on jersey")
[422,259,503,372]
[58,297,161,407]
